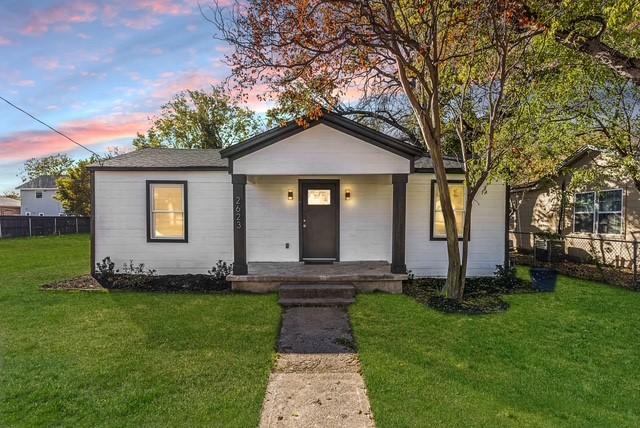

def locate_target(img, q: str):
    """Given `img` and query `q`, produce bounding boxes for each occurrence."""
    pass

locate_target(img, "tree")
[133,86,261,149]
[1,191,19,200]
[212,0,541,299]
[524,41,640,191]
[19,153,74,182]
[55,156,98,216]
[521,1,640,84]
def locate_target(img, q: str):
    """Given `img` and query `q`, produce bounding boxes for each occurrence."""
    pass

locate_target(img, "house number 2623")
[234,196,242,229]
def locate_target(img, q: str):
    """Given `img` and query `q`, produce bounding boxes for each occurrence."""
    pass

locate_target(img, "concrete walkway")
[259,307,375,427]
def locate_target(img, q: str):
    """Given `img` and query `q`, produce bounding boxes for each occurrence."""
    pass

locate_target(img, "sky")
[0,0,261,193]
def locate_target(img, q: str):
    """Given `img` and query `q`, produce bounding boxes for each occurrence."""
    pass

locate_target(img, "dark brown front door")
[300,180,339,261]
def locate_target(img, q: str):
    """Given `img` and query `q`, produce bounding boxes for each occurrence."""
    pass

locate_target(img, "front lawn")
[351,271,640,427]
[0,235,280,427]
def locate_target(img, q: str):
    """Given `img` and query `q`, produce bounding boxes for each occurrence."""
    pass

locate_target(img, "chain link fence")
[509,231,638,289]
[0,216,90,239]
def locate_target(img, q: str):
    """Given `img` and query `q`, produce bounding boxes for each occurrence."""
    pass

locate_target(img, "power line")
[0,95,101,158]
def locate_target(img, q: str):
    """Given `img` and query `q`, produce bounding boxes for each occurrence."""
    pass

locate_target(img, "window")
[574,192,595,233]
[307,189,331,205]
[35,191,43,199]
[431,181,465,240]
[147,181,188,242]
[573,189,623,235]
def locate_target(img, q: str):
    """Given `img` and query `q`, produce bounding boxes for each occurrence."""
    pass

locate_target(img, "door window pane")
[308,189,331,205]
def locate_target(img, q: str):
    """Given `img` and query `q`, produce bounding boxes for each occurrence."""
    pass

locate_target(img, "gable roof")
[87,113,466,173]
[89,148,228,171]
[0,197,20,207]
[220,111,424,161]
[510,146,602,192]
[16,175,59,190]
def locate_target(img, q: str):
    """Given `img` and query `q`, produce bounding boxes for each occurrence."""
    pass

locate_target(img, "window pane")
[598,190,622,212]
[307,189,331,205]
[153,185,183,211]
[434,211,446,237]
[574,213,594,233]
[451,185,465,210]
[153,212,184,238]
[455,209,464,233]
[434,184,464,211]
[597,213,622,234]
[575,192,594,213]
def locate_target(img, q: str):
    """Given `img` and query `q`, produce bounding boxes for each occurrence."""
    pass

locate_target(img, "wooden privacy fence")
[0,216,90,238]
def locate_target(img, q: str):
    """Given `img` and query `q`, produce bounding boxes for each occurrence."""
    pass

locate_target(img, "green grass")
[351,270,640,428]
[0,235,280,427]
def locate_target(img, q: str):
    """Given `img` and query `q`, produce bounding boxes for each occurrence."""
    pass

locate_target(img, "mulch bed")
[41,275,106,292]
[96,274,232,293]
[403,277,534,315]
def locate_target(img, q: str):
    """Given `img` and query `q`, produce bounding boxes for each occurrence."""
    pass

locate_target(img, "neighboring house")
[0,197,20,216]
[16,175,65,216]
[510,147,639,264]
[89,112,507,289]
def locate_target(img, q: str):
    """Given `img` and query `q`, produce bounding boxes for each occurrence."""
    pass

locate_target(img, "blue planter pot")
[530,268,558,292]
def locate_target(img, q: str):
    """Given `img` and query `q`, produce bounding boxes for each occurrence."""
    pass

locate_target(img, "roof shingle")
[89,148,228,170]
[16,175,59,189]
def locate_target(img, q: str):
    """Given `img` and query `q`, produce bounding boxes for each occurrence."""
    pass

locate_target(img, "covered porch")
[219,112,422,294]
[228,261,407,294]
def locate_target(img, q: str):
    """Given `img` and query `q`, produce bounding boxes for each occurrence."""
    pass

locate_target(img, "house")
[16,176,65,216]
[510,147,638,265]
[0,197,20,216]
[89,112,508,292]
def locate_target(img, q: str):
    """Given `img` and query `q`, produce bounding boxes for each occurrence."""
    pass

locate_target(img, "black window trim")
[35,191,43,199]
[572,188,624,236]
[146,180,188,243]
[430,179,467,241]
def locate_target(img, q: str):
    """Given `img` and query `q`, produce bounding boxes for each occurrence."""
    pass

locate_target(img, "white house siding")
[233,124,411,175]
[94,170,232,274]
[246,175,392,262]
[406,174,506,277]
[95,170,505,276]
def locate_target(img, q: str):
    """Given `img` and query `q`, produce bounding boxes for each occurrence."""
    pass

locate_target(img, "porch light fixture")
[287,189,294,200]
[345,188,351,200]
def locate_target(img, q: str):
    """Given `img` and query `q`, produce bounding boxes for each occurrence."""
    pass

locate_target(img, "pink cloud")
[21,1,97,36]
[122,15,161,30]
[32,58,61,71]
[14,80,36,87]
[131,0,194,16]
[0,113,151,163]
[0,36,11,46]
[137,70,220,100]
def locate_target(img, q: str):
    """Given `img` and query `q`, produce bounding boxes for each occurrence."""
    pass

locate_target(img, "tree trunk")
[430,149,464,300]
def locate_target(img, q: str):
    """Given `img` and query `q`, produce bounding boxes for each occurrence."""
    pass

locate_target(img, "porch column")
[232,174,248,275]
[391,174,408,274]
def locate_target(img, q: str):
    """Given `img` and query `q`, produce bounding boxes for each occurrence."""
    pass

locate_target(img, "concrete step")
[279,283,356,300]
[278,297,356,307]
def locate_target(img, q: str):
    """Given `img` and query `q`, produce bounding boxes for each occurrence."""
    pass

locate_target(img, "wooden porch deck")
[228,261,406,294]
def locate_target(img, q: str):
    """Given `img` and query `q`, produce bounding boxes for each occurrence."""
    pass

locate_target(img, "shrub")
[208,260,233,280]
[94,256,230,293]
[493,264,522,291]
